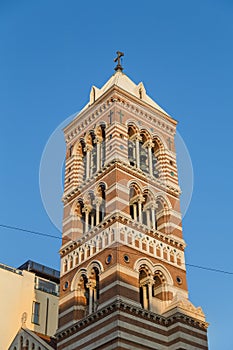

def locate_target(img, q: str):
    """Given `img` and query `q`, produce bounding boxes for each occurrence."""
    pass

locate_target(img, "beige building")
[0,260,59,350]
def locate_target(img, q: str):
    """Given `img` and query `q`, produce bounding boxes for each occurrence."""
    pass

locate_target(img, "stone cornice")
[56,298,208,341]
[60,211,186,257]
[62,159,181,204]
[64,87,176,145]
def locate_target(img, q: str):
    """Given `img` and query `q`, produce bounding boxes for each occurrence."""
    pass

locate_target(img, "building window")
[31,301,40,324]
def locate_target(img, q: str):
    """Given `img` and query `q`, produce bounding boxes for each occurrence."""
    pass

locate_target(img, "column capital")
[140,276,154,287]
[93,197,102,206]
[131,133,142,142]
[82,204,92,213]
[84,144,93,152]
[87,280,96,289]
[144,140,154,148]
[94,136,103,144]
[137,195,145,204]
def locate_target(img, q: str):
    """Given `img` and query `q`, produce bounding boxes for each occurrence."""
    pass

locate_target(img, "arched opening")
[88,266,100,313]
[75,139,86,181]
[20,336,23,350]
[73,199,85,235]
[139,269,149,309]
[79,274,89,313]
[141,191,156,229]
[128,125,138,166]
[152,275,162,297]
[129,183,142,222]
[155,197,169,233]
[139,132,150,174]
[152,139,160,178]
[95,183,106,225]
[99,125,106,167]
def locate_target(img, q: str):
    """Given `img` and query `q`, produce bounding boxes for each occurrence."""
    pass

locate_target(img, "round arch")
[70,268,88,291]
[70,198,84,215]
[139,128,152,143]
[134,257,154,275]
[86,260,104,277]
[155,192,172,210]
[152,134,166,151]
[152,263,173,285]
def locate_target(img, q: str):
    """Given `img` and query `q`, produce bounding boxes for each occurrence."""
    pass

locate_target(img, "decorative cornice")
[62,159,181,204]
[56,298,208,341]
[64,88,176,145]
[60,211,186,257]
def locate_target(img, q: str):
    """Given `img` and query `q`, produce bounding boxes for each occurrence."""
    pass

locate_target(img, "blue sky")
[0,1,232,349]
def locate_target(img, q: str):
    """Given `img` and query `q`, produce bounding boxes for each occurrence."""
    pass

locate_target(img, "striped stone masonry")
[58,69,209,349]
[57,300,208,350]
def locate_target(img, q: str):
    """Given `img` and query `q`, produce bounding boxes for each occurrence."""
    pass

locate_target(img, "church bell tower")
[57,53,208,350]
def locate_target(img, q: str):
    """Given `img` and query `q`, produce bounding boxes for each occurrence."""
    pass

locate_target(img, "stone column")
[146,209,150,227]
[131,134,141,168]
[137,196,144,224]
[95,137,102,172]
[84,145,93,179]
[142,285,148,310]
[87,281,96,314]
[133,203,137,220]
[146,141,154,176]
[82,205,92,233]
[94,197,102,226]
[151,204,158,230]
[91,214,95,228]
[147,279,154,311]
[88,285,93,314]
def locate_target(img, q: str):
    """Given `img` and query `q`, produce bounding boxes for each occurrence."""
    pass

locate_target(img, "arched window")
[142,191,157,230]
[129,186,158,230]
[155,198,169,233]
[98,124,106,167]
[128,125,137,166]
[88,266,100,313]
[83,125,106,180]
[139,132,149,174]
[73,199,85,234]
[79,274,89,313]
[152,139,160,178]
[73,140,86,183]
[152,275,162,297]
[90,132,97,176]
[139,269,148,309]
[20,336,23,350]
[138,266,153,310]
[72,185,106,236]
[92,183,106,227]
[129,183,142,222]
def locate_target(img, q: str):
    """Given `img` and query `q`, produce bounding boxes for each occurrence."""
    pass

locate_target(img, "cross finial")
[114,51,124,72]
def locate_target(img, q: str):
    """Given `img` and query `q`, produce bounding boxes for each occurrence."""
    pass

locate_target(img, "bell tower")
[57,55,208,350]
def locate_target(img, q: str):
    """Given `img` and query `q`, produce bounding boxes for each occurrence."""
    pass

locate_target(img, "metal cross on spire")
[114,51,124,72]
